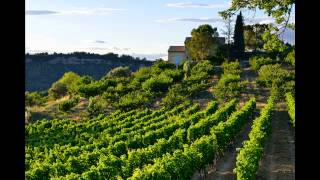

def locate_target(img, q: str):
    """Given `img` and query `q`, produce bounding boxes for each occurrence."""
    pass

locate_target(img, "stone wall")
[168,52,187,65]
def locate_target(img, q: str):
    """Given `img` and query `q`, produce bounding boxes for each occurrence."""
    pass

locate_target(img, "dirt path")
[191,111,257,180]
[192,62,260,180]
[256,103,295,180]
[191,61,295,180]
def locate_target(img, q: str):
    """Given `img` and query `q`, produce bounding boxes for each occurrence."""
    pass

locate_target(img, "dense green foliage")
[105,66,132,79]
[244,24,269,51]
[235,96,275,180]
[285,49,295,66]
[257,64,295,98]
[220,0,294,26]
[285,92,295,127]
[27,59,217,123]
[130,98,256,179]
[214,60,245,103]
[187,99,237,142]
[26,3,294,176]
[48,72,81,99]
[162,60,214,108]
[222,61,241,75]
[75,79,117,98]
[116,91,151,111]
[26,100,226,179]
[25,91,48,107]
[249,55,277,71]
[142,75,173,94]
[212,98,256,151]
[185,24,220,61]
[214,74,246,103]
[257,64,287,87]
[58,96,80,112]
[86,95,110,117]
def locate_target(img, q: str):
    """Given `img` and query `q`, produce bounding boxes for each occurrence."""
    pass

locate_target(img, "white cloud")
[84,40,108,44]
[60,8,125,16]
[245,15,295,25]
[156,17,224,23]
[86,47,110,51]
[244,17,275,25]
[26,10,59,15]
[26,8,125,16]
[166,2,230,8]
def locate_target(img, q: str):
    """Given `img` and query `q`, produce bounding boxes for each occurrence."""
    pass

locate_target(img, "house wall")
[168,52,187,65]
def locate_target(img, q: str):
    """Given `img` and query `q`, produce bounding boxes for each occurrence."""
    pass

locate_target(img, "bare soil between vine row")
[192,61,295,180]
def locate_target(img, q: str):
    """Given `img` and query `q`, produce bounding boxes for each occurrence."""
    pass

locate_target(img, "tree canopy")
[244,24,269,51]
[185,24,220,61]
[219,0,295,28]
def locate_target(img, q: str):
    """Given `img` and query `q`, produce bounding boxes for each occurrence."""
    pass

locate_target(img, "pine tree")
[233,11,245,60]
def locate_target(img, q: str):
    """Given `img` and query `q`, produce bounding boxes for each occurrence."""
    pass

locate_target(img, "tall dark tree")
[233,11,245,60]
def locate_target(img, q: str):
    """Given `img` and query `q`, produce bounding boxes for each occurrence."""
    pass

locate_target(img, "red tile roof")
[168,46,185,52]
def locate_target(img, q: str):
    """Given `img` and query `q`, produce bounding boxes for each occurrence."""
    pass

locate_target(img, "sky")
[26,0,295,60]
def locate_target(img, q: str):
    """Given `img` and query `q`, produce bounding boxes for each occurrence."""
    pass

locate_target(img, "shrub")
[270,80,295,99]
[76,79,117,98]
[184,72,209,85]
[105,66,131,78]
[162,84,188,108]
[133,67,152,82]
[87,95,109,117]
[257,64,294,88]
[151,60,176,75]
[48,81,68,100]
[214,74,246,102]
[25,91,47,107]
[48,72,81,99]
[58,96,80,112]
[285,49,295,66]
[249,55,275,71]
[110,141,127,157]
[152,60,176,70]
[257,64,294,99]
[161,69,184,82]
[221,60,241,75]
[142,75,173,93]
[116,91,151,110]
[114,81,135,95]
[185,81,210,97]
[191,60,214,76]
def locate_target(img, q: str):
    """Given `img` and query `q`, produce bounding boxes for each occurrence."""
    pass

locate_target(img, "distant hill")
[26,52,153,92]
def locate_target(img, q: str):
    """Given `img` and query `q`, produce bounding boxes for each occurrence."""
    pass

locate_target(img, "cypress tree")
[233,11,245,60]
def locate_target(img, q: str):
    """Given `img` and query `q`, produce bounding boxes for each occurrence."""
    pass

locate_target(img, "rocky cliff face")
[47,57,107,64]
[26,56,153,92]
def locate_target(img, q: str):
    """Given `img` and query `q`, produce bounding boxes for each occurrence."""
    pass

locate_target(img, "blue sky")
[26,0,295,60]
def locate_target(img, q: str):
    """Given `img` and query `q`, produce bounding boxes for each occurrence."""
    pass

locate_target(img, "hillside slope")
[26,53,153,91]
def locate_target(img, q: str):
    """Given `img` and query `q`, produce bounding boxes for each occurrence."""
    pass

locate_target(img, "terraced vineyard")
[26,59,295,180]
[25,95,259,179]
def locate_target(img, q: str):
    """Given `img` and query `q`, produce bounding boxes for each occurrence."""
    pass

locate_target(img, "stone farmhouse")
[168,37,226,65]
